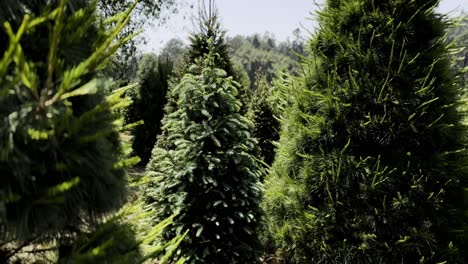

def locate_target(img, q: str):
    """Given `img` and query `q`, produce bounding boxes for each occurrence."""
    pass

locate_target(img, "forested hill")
[158,31,305,91]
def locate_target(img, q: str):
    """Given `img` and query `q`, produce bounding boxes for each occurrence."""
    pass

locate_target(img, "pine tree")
[145,51,262,263]
[0,0,136,257]
[264,0,467,263]
[125,53,173,165]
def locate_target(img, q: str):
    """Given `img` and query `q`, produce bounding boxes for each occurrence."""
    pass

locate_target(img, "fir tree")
[156,0,251,152]
[264,0,467,263]
[171,1,250,112]
[177,1,235,78]
[145,51,262,263]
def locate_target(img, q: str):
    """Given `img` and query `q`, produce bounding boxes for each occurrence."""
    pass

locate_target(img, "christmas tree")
[264,0,467,262]
[145,51,262,263]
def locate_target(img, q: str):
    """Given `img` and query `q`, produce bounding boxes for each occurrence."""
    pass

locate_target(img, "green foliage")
[161,38,187,64]
[58,207,144,264]
[448,15,468,254]
[0,1,188,263]
[0,3,149,263]
[125,53,174,165]
[58,201,186,264]
[447,15,468,84]
[145,53,262,263]
[0,0,181,65]
[268,71,300,119]
[228,34,300,92]
[170,3,251,113]
[448,15,468,128]
[99,0,183,72]
[264,1,467,263]
[247,76,281,167]
[181,4,235,78]
[157,3,252,154]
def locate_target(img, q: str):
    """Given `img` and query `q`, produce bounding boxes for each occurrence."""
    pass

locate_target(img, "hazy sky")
[141,0,468,53]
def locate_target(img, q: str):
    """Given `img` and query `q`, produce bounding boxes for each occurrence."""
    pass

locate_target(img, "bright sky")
[141,0,468,53]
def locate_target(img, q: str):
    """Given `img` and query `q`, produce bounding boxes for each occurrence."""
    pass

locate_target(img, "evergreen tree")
[0,0,136,258]
[0,1,187,263]
[178,1,234,78]
[125,53,173,165]
[156,0,250,152]
[145,52,262,263]
[264,0,467,263]
[172,1,250,110]
[248,75,281,167]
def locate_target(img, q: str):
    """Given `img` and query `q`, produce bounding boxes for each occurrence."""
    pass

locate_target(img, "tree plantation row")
[0,0,467,263]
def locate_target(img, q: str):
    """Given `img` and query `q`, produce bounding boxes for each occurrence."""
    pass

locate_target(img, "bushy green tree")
[0,1,188,263]
[179,3,234,78]
[156,1,251,152]
[145,52,262,263]
[171,2,251,110]
[125,53,173,165]
[0,0,142,261]
[264,0,467,263]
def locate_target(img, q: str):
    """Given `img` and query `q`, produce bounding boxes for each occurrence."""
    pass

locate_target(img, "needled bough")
[145,52,262,264]
[264,0,467,263]
[0,0,136,243]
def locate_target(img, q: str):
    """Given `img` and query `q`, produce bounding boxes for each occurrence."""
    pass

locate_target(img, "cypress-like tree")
[0,0,135,257]
[264,0,467,263]
[145,51,262,263]
[125,53,173,165]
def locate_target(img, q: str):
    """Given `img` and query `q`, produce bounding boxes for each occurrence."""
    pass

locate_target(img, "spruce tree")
[125,53,173,165]
[264,0,467,263]
[145,51,262,263]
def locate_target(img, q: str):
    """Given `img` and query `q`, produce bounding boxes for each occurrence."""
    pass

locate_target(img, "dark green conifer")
[264,0,467,263]
[145,51,262,263]
[248,76,281,166]
[156,1,251,151]
[177,1,235,79]
[0,0,134,254]
[125,54,173,165]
